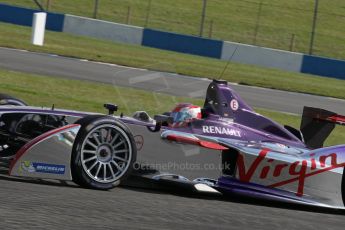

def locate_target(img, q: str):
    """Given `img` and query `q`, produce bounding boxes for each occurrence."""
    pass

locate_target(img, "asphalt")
[1,47,345,115]
[0,47,344,229]
[0,175,343,230]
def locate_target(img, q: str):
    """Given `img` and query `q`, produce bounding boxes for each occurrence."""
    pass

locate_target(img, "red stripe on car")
[9,124,80,175]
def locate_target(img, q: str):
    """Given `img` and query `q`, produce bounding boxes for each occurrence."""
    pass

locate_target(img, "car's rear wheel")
[0,93,27,106]
[72,115,137,190]
[342,168,345,206]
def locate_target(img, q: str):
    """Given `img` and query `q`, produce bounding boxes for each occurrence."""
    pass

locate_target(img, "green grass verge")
[0,68,343,147]
[1,22,345,100]
[3,0,345,59]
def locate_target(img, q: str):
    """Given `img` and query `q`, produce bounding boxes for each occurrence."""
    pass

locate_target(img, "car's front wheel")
[71,115,137,190]
[0,93,27,106]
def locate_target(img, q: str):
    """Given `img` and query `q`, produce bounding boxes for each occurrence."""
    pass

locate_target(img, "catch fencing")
[19,0,345,60]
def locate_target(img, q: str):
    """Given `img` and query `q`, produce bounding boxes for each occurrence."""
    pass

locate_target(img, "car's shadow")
[0,172,344,215]
[0,170,80,189]
[123,176,345,215]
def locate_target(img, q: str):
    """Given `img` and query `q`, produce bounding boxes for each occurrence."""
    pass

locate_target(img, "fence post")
[46,0,51,11]
[93,0,99,19]
[199,0,207,37]
[208,20,213,38]
[309,0,319,55]
[253,1,262,45]
[145,0,152,27]
[126,6,131,24]
[289,34,296,51]
[33,0,44,11]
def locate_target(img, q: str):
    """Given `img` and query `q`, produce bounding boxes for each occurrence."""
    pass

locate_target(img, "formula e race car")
[0,80,344,209]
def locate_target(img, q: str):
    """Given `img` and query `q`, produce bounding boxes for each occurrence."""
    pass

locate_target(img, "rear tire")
[342,168,345,206]
[0,93,27,106]
[71,115,136,190]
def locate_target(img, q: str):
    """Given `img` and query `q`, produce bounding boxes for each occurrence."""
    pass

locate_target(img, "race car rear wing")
[300,106,345,149]
[321,114,345,125]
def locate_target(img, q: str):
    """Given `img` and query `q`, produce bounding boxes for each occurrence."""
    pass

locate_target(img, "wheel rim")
[80,124,132,183]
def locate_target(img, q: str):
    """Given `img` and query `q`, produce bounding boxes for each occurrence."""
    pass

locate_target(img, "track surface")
[1,47,345,115]
[0,176,343,230]
[0,47,344,229]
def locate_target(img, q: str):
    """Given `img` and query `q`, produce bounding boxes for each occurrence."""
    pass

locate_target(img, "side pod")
[9,124,81,180]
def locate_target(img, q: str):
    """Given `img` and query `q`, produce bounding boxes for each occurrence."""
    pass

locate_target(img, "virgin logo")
[236,149,344,196]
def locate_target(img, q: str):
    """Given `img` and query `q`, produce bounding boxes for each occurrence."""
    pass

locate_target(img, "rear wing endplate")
[300,107,344,149]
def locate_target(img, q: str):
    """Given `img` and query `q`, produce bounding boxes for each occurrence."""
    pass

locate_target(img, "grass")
[0,68,343,147]
[1,22,345,100]
[3,0,345,59]
[0,69,200,116]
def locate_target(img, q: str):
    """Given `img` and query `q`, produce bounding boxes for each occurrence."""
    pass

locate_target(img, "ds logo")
[230,99,239,111]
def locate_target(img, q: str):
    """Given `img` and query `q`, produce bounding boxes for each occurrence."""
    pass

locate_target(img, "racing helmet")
[170,103,202,127]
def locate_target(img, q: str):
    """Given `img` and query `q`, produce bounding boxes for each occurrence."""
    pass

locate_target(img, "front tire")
[0,93,27,106]
[72,115,137,190]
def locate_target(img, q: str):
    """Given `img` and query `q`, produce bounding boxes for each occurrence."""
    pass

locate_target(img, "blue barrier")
[142,29,223,59]
[0,4,33,27]
[46,12,65,32]
[0,3,64,32]
[301,55,345,80]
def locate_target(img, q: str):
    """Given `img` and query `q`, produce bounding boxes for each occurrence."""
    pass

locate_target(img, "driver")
[170,103,202,127]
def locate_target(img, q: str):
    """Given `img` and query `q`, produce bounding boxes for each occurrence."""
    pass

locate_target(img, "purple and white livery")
[0,80,344,209]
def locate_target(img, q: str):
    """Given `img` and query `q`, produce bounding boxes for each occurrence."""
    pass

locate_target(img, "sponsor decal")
[134,135,144,151]
[230,99,239,111]
[236,149,345,196]
[20,161,65,175]
[218,117,234,123]
[276,143,287,149]
[202,126,241,137]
